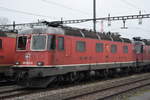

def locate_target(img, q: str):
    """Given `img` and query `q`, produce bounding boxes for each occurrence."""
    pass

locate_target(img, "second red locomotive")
[0,30,16,80]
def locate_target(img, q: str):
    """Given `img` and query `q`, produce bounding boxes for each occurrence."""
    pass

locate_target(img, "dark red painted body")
[15,34,150,67]
[0,32,16,74]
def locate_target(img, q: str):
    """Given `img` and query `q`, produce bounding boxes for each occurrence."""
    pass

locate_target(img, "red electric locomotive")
[13,22,150,88]
[0,30,16,80]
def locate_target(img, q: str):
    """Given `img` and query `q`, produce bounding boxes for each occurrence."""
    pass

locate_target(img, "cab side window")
[47,35,56,50]
[0,39,2,49]
[58,37,64,50]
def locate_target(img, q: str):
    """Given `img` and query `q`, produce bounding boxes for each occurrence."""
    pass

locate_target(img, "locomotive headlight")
[37,62,44,66]
[15,61,20,65]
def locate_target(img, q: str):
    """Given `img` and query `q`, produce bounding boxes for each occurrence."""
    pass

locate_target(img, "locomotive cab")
[13,27,66,87]
[15,26,65,66]
[15,33,56,66]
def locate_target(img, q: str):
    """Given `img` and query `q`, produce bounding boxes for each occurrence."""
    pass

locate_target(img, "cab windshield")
[31,35,46,50]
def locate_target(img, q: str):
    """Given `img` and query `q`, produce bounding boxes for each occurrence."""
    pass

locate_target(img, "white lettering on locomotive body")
[23,61,33,65]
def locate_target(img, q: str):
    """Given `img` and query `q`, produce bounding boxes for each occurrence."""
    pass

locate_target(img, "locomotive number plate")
[23,62,33,64]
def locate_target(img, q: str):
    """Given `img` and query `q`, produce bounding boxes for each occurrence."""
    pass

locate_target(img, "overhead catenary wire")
[0,6,59,20]
[119,0,147,13]
[41,0,91,16]
[1,13,150,27]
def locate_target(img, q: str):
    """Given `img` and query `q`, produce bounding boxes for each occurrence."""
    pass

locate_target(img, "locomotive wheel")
[109,69,118,78]
[102,69,108,79]
[108,69,114,78]
[143,66,149,72]
[69,72,77,83]
[0,73,5,81]
[124,67,130,76]
[76,72,85,81]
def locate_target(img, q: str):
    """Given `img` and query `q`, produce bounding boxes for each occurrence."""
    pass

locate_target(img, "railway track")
[1,73,150,100]
[0,80,15,86]
[0,85,23,93]
[68,75,150,100]
[0,85,25,100]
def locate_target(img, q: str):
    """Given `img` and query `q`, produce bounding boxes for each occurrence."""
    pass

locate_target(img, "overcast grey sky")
[0,0,150,39]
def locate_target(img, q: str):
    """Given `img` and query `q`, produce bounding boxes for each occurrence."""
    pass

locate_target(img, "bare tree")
[0,17,9,25]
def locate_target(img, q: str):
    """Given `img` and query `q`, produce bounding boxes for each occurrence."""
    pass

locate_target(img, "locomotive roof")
[63,26,131,43]
[18,26,65,35]
[0,30,17,38]
[19,26,131,43]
